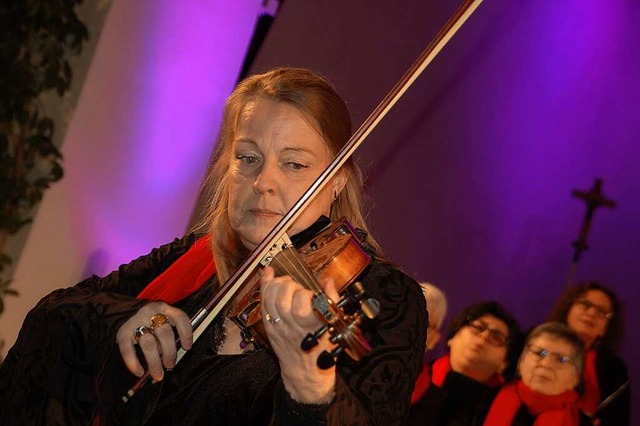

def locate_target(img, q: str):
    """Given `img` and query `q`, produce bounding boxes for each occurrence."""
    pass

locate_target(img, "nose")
[475,329,490,343]
[253,162,279,194]
[538,354,555,368]
[583,305,599,318]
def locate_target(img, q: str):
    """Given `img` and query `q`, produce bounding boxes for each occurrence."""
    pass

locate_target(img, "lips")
[531,374,553,384]
[249,208,281,217]
[468,342,485,353]
[578,317,596,328]
[532,369,554,382]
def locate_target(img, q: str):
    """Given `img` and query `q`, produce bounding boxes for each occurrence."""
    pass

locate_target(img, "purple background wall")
[249,0,639,416]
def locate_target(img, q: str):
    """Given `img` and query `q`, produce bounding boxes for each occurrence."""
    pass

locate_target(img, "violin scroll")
[302,280,380,369]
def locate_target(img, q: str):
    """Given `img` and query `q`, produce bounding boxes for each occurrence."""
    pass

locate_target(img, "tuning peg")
[317,346,343,370]
[335,282,366,311]
[360,298,380,319]
[301,324,329,351]
[346,281,366,300]
[337,281,379,314]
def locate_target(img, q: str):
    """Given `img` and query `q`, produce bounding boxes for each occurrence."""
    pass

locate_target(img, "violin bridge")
[259,234,294,267]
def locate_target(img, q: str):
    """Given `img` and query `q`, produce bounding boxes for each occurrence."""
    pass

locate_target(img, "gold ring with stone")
[150,313,169,330]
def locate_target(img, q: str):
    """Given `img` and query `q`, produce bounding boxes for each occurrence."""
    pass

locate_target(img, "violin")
[122,0,483,403]
[230,218,381,367]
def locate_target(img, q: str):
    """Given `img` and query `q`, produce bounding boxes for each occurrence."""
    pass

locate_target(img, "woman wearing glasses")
[549,282,630,425]
[484,322,588,425]
[409,301,522,425]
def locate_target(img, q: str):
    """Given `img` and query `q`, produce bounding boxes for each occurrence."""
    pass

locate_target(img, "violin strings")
[275,247,317,290]
[271,246,323,294]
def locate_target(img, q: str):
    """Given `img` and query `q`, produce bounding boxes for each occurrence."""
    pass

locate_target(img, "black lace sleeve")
[0,234,199,425]
[274,261,428,425]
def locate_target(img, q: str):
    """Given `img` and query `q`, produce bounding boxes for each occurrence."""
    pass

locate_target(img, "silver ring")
[265,313,282,325]
[133,325,153,343]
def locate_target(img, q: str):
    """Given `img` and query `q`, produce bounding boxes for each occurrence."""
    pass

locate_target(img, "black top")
[0,232,427,425]
[592,353,630,425]
[408,369,498,426]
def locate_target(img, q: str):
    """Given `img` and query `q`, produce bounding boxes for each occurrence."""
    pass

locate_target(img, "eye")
[236,154,260,165]
[285,161,308,171]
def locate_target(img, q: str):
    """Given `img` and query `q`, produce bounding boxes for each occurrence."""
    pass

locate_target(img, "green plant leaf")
[50,161,64,181]
[37,117,54,136]
[0,0,87,320]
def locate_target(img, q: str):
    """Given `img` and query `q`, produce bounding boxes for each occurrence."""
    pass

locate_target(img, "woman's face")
[519,334,578,396]
[566,289,612,348]
[228,98,342,251]
[448,314,509,380]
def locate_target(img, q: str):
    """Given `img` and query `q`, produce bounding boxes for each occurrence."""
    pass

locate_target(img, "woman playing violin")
[0,67,427,424]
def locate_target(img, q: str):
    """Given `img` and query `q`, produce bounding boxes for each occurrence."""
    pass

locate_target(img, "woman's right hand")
[115,302,193,381]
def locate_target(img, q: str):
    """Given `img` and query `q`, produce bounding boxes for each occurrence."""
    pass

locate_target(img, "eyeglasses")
[466,321,509,347]
[526,344,573,368]
[573,298,613,319]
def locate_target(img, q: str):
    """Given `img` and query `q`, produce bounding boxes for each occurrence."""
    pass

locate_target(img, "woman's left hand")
[259,266,338,404]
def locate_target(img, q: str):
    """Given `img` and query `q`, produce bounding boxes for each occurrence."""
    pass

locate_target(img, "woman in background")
[484,322,587,425]
[409,301,522,425]
[549,281,630,425]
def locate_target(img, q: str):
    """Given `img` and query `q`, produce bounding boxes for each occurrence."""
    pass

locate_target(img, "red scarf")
[410,354,504,404]
[136,235,216,303]
[410,360,434,404]
[410,354,450,404]
[484,381,579,426]
[577,349,600,416]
